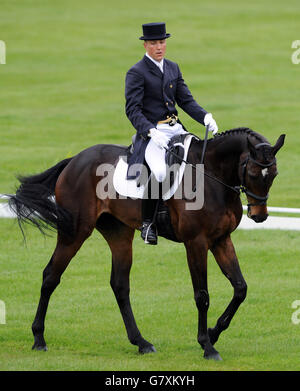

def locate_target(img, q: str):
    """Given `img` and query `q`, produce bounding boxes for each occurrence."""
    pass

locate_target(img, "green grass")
[0,221,300,371]
[0,0,300,371]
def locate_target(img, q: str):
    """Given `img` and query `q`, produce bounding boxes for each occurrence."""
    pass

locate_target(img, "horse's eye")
[248,171,259,179]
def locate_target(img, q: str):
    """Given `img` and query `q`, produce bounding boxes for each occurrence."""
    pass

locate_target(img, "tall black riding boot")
[141,198,159,245]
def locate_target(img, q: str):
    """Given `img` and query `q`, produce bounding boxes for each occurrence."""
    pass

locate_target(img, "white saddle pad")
[113,134,195,200]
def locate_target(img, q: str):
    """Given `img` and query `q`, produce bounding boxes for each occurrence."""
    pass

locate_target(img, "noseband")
[238,143,276,214]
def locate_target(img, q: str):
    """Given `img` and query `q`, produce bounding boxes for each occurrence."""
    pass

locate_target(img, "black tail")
[8,158,74,238]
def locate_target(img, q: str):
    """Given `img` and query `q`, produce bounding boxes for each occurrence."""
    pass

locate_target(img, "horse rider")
[125,22,218,245]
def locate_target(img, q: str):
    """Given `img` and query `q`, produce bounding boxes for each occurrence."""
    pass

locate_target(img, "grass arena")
[0,0,299,371]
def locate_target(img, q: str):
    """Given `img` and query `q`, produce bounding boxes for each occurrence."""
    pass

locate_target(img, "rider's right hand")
[148,128,169,149]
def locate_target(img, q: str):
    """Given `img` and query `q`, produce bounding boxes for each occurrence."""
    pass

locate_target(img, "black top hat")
[139,22,171,40]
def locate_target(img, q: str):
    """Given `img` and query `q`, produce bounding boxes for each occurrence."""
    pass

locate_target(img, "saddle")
[128,133,186,165]
[128,133,187,186]
[127,133,190,243]
[114,132,195,201]
[165,134,186,167]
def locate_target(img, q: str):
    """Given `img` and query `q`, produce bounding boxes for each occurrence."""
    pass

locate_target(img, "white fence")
[0,195,14,218]
[1,194,300,230]
[239,206,300,231]
[0,195,15,218]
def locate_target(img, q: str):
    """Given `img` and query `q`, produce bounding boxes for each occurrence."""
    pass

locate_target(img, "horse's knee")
[110,281,129,298]
[195,289,209,312]
[233,281,247,303]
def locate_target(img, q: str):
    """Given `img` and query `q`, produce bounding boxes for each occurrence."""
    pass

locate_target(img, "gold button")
[170,84,173,88]
[166,102,169,106]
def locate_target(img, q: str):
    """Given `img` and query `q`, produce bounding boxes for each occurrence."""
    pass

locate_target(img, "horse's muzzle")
[247,205,269,223]
[250,213,269,223]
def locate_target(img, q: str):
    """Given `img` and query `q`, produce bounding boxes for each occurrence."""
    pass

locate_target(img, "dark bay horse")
[8,127,285,360]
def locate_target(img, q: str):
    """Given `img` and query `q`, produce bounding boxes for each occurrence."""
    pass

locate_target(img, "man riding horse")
[7,22,285,359]
[125,22,218,245]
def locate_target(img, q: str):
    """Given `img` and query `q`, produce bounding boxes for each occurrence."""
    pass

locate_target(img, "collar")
[145,52,164,72]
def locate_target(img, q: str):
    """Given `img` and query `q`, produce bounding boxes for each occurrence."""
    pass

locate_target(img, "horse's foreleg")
[31,228,92,351]
[99,223,155,354]
[209,235,247,346]
[185,238,222,361]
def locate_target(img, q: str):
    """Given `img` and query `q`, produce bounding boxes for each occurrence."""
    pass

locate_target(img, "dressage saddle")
[128,133,188,244]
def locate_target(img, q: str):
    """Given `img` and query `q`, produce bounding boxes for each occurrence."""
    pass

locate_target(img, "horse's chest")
[220,210,240,233]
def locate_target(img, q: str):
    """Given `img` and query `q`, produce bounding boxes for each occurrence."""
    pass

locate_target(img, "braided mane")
[212,127,267,144]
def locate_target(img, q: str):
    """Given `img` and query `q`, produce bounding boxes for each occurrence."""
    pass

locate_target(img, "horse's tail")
[8,158,74,238]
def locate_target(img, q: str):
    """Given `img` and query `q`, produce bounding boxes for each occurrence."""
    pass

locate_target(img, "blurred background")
[1,0,299,205]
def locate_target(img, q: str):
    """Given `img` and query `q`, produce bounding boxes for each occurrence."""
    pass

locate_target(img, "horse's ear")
[272,134,285,155]
[247,137,257,157]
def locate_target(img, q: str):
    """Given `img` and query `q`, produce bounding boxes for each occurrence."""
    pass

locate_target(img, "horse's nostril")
[251,214,268,223]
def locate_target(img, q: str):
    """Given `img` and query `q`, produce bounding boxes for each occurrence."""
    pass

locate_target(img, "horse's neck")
[190,130,266,187]
[206,133,250,186]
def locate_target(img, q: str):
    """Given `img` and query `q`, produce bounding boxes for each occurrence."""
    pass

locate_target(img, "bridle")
[166,139,276,214]
[238,142,276,215]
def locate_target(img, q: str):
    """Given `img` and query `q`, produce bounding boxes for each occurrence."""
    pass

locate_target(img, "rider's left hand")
[204,113,218,135]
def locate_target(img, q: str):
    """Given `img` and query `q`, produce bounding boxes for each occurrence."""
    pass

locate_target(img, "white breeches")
[145,123,187,183]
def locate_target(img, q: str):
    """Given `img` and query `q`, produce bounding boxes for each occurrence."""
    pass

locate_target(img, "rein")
[165,139,276,202]
[165,147,240,194]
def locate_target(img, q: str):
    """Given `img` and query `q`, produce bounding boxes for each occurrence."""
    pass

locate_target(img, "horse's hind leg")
[209,235,247,346]
[97,215,156,354]
[31,228,92,350]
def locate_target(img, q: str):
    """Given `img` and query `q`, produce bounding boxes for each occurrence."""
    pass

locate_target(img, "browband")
[255,142,271,149]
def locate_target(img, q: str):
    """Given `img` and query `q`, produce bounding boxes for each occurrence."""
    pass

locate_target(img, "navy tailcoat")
[125,55,207,179]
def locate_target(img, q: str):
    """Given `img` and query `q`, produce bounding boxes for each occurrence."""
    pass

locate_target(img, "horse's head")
[240,134,285,222]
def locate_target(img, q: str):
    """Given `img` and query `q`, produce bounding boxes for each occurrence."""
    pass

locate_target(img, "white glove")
[204,113,218,135]
[148,128,169,149]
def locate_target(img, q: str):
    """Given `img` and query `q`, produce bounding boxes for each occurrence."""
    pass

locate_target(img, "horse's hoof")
[204,351,222,361]
[32,343,48,351]
[139,344,156,354]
